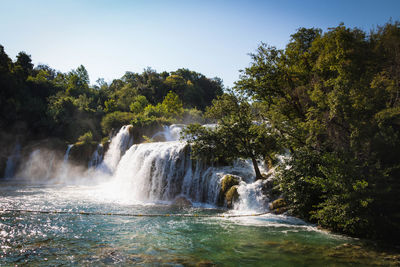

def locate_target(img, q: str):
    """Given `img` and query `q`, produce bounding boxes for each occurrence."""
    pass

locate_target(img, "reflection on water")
[0,181,399,266]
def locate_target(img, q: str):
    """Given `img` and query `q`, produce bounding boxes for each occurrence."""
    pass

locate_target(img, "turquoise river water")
[0,181,398,266]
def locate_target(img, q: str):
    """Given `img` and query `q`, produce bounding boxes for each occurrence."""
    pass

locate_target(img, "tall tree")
[184,93,280,180]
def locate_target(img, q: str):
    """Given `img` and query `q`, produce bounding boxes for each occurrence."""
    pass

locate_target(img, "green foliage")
[130,113,172,129]
[101,136,110,145]
[0,44,222,143]
[182,108,204,123]
[142,104,165,118]
[161,91,184,118]
[276,148,324,220]
[184,93,281,179]
[237,22,400,240]
[77,131,94,145]
[104,99,117,113]
[129,95,149,114]
[101,111,135,134]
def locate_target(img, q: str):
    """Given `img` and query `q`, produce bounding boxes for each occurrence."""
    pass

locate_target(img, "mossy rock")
[269,198,288,214]
[218,174,241,207]
[226,185,239,209]
[220,174,239,193]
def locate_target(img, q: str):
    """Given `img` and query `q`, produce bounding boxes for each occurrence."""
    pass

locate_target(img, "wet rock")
[69,142,99,166]
[225,186,239,209]
[173,196,192,207]
[218,174,241,207]
[269,198,288,214]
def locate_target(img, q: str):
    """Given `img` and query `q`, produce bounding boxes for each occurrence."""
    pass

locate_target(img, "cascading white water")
[64,144,73,162]
[11,124,272,211]
[4,142,21,179]
[88,144,103,169]
[234,179,270,212]
[110,141,192,202]
[105,137,266,207]
[97,125,133,174]
[151,124,185,141]
[58,144,73,179]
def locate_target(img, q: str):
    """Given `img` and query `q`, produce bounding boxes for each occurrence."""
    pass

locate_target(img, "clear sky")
[1,0,399,88]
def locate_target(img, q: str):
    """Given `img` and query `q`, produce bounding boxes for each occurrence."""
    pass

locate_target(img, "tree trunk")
[251,157,263,180]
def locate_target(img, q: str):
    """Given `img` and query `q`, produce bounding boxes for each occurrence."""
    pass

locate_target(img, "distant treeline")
[0,48,223,142]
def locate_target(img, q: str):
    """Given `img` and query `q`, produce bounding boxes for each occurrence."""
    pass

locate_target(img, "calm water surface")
[0,181,398,266]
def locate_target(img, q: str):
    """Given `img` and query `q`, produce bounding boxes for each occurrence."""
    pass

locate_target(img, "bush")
[77,131,93,144]
[182,108,204,123]
[278,149,375,237]
[101,111,135,134]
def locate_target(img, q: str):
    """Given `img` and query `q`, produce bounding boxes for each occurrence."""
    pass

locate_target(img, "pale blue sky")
[1,0,399,87]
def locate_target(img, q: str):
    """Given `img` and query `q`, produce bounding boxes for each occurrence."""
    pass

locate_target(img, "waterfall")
[234,179,270,212]
[64,144,73,162]
[58,144,73,179]
[4,142,21,179]
[106,139,263,206]
[88,144,103,169]
[151,124,184,141]
[97,125,133,175]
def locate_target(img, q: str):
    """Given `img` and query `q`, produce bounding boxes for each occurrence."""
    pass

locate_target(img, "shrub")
[101,111,135,134]
[77,131,93,144]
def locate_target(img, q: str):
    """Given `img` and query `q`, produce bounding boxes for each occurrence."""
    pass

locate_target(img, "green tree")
[184,93,280,180]
[161,91,183,118]
[236,23,400,239]
[129,95,149,114]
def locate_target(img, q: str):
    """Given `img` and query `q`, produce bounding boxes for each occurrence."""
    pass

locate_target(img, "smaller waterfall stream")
[4,142,21,179]
[97,125,133,175]
[88,144,103,169]
[234,179,270,212]
[151,124,184,141]
[58,144,73,179]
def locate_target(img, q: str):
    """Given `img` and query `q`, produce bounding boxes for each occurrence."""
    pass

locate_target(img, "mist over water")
[1,125,397,266]
[3,125,272,211]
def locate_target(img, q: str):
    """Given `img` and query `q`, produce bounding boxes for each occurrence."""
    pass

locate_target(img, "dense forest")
[0,48,223,143]
[1,21,400,242]
[185,21,400,241]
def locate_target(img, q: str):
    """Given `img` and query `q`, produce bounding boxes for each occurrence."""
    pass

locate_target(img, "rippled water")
[0,181,398,266]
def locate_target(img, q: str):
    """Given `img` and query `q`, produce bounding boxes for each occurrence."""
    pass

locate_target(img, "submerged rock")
[172,196,192,207]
